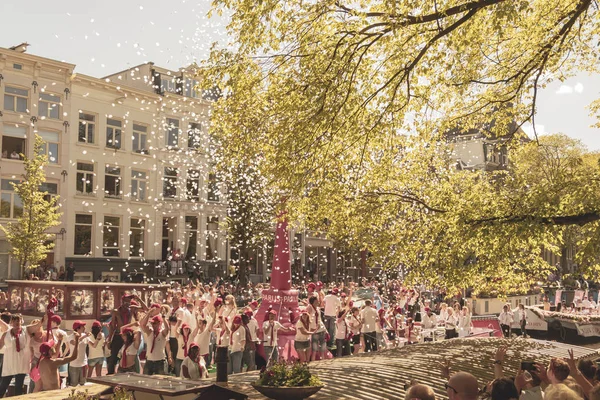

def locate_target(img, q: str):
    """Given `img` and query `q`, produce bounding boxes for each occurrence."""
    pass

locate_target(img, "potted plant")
[252,362,324,400]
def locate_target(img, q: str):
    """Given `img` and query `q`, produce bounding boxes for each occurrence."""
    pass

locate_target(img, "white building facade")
[0,45,228,282]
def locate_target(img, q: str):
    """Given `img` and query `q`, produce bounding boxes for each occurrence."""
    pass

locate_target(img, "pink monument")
[255,214,300,360]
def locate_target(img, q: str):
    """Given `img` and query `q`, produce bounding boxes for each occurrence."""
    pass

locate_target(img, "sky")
[2,0,599,150]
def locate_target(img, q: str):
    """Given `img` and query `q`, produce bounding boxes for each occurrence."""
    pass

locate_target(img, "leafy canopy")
[202,0,600,293]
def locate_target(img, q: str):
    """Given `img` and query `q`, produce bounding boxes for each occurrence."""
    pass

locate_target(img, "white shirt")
[306,305,320,330]
[323,295,341,317]
[195,328,211,356]
[229,326,246,353]
[181,308,196,331]
[498,311,513,325]
[348,315,362,335]
[68,334,91,368]
[422,313,436,329]
[145,330,168,361]
[1,329,31,376]
[335,316,349,340]
[445,314,458,329]
[216,327,230,348]
[360,306,379,333]
[515,309,527,322]
[247,318,259,342]
[459,313,471,329]
[180,356,207,380]
[295,320,311,341]
[88,332,106,359]
[176,334,192,360]
[263,321,284,346]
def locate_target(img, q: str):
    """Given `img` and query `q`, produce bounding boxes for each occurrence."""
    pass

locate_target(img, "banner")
[574,290,585,304]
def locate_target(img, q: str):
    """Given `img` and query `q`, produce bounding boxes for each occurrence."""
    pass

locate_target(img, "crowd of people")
[0,276,598,399]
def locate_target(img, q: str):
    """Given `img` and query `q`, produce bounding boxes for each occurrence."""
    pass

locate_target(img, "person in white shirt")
[174,321,193,377]
[444,308,458,339]
[498,304,513,338]
[458,306,472,338]
[87,321,105,378]
[262,310,290,365]
[307,297,327,361]
[194,317,214,367]
[180,342,208,380]
[140,309,171,375]
[242,311,259,371]
[68,320,92,386]
[228,316,246,374]
[335,308,351,357]
[516,304,527,337]
[348,307,363,355]
[323,289,341,347]
[421,307,436,330]
[360,300,379,352]
[0,314,36,396]
[438,303,449,323]
[294,312,314,363]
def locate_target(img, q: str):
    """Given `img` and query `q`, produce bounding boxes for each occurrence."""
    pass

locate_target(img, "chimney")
[9,43,30,53]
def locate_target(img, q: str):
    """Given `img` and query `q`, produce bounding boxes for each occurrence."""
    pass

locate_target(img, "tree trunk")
[238,245,249,287]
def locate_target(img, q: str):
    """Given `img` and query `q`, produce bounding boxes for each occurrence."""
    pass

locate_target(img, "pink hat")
[72,320,86,330]
[307,283,316,290]
[244,310,253,317]
[181,323,190,331]
[151,315,163,324]
[40,341,55,357]
[150,303,161,309]
[92,321,102,328]
[316,281,323,288]
[341,293,347,298]
[121,327,134,335]
[214,298,223,307]
[50,315,62,325]
[250,301,258,307]
[269,310,278,316]
[233,315,242,325]
[378,309,385,315]
[180,298,188,305]
[188,342,199,350]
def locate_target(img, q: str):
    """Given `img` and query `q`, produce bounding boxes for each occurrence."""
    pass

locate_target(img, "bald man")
[446,372,479,400]
[405,383,436,400]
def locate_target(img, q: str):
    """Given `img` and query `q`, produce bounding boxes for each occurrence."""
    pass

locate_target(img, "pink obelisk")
[256,213,300,360]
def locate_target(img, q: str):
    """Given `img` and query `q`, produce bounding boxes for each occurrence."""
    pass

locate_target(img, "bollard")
[215,346,229,384]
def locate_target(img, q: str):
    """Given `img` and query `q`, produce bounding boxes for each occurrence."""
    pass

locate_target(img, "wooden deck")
[10,337,599,399]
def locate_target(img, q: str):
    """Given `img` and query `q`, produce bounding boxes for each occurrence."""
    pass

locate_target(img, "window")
[163,167,178,199]
[103,216,120,257]
[131,170,147,202]
[0,179,23,219]
[187,123,202,149]
[4,86,28,113]
[38,130,59,164]
[2,124,26,160]
[106,118,122,149]
[13,64,22,70]
[165,118,179,148]
[185,216,198,260]
[132,123,149,154]
[186,169,200,201]
[78,113,95,144]
[38,93,60,119]
[161,76,178,94]
[184,78,199,98]
[207,172,219,202]
[76,162,94,195]
[40,182,58,204]
[74,214,93,255]
[130,218,145,257]
[206,216,219,260]
[104,165,122,199]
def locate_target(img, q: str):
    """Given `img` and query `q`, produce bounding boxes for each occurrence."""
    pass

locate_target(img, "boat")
[4,280,170,326]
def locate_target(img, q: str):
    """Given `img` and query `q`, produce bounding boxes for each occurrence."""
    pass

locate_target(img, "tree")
[1,135,61,277]
[223,159,276,286]
[201,0,600,293]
